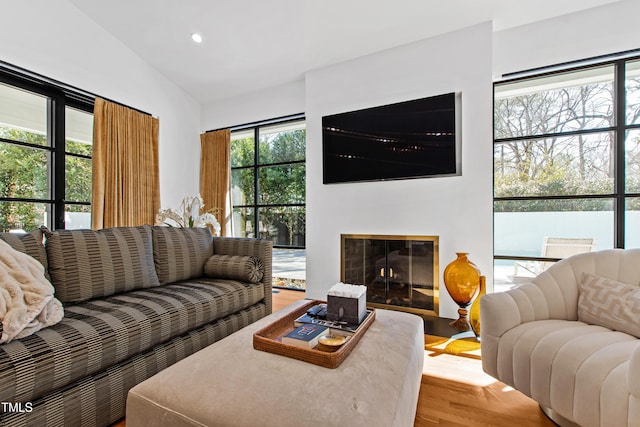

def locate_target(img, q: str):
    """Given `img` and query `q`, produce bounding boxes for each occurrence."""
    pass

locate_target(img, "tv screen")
[322,92,460,184]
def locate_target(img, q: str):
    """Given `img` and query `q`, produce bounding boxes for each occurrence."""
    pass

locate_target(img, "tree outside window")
[494,58,640,288]
[230,120,306,247]
[0,77,93,232]
[230,118,306,290]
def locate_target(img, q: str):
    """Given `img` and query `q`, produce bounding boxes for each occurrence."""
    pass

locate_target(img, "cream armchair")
[481,249,640,427]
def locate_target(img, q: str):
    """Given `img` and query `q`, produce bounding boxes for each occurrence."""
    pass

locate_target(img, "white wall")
[304,23,494,319]
[493,0,640,79]
[0,0,201,209]
[201,80,305,131]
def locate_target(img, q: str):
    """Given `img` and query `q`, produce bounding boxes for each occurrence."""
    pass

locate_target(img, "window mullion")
[253,127,259,237]
[615,60,626,248]
[494,127,616,144]
[50,96,66,230]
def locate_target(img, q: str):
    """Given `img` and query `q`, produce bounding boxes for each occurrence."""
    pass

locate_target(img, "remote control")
[306,305,323,317]
[316,306,327,319]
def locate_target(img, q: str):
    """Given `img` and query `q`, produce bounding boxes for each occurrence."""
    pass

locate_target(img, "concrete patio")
[272,248,306,289]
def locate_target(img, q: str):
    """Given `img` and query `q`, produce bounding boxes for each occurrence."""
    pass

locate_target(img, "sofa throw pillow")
[578,272,640,338]
[46,225,160,303]
[204,255,264,283]
[152,226,214,285]
[0,227,49,280]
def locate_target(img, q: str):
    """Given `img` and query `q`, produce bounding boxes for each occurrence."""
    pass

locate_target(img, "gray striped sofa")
[0,225,272,426]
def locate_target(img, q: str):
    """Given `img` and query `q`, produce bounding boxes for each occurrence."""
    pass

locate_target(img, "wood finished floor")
[111,288,554,427]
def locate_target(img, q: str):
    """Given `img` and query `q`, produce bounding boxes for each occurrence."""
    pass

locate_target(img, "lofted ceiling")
[68,0,622,104]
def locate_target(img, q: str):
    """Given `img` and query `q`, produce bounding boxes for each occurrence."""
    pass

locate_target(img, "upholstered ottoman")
[126,300,424,427]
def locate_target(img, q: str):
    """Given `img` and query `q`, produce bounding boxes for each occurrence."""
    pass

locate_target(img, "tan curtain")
[92,98,160,229]
[200,129,230,236]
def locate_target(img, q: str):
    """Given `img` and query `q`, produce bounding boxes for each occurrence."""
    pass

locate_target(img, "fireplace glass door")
[341,234,439,316]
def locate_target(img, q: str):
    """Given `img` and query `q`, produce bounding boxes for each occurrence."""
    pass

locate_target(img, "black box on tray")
[326,290,367,324]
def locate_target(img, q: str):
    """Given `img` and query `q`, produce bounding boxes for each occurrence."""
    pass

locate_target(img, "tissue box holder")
[326,293,367,324]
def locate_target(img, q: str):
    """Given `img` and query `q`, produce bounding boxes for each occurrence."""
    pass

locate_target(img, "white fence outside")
[494,210,640,290]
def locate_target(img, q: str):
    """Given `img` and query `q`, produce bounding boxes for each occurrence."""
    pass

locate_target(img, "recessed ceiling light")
[191,33,203,44]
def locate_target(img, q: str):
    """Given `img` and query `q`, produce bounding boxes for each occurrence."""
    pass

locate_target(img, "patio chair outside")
[513,237,596,278]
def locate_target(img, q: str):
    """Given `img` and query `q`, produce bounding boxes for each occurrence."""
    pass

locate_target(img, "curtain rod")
[203,113,305,134]
[0,60,153,117]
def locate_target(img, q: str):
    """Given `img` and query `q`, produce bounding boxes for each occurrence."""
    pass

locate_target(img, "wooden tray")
[253,300,376,369]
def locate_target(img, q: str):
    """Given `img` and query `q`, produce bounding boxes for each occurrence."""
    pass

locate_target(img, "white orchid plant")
[155,194,221,236]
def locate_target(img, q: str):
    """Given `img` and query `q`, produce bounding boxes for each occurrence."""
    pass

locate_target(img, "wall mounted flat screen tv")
[322,92,461,184]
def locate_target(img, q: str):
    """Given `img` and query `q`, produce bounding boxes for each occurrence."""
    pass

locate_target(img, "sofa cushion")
[0,277,265,403]
[152,226,213,285]
[0,227,49,280]
[578,273,640,338]
[204,254,264,283]
[0,303,267,427]
[46,225,160,303]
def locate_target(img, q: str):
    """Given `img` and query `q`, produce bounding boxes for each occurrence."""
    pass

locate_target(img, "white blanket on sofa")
[0,239,63,343]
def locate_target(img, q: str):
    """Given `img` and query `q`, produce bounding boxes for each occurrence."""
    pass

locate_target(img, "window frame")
[63,105,94,215]
[0,65,94,231]
[229,114,306,249]
[493,54,640,268]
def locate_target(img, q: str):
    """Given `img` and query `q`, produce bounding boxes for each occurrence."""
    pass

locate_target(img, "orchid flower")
[155,194,221,236]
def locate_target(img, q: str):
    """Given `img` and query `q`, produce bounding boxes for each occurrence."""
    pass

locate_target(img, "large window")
[230,117,306,245]
[0,68,93,232]
[494,55,640,288]
[230,116,306,289]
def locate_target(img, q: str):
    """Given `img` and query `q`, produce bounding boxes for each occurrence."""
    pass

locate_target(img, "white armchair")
[481,249,640,427]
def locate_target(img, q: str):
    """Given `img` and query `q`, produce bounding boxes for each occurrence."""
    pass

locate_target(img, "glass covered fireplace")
[341,234,439,316]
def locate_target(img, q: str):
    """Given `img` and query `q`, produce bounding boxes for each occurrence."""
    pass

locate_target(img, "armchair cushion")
[578,273,640,338]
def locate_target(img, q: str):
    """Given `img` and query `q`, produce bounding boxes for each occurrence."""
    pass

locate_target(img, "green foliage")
[258,128,305,164]
[65,204,91,213]
[66,140,93,156]
[231,128,306,245]
[0,127,47,231]
[258,165,305,204]
[65,156,92,203]
[0,126,92,231]
[0,144,47,199]
[231,137,254,167]
[0,126,47,146]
